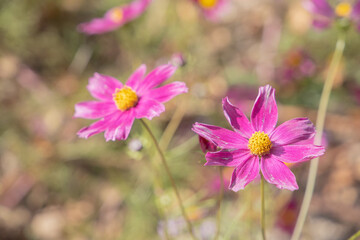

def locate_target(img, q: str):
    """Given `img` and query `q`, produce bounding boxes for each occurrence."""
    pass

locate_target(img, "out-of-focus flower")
[170,53,186,68]
[278,49,316,84]
[304,0,360,30]
[276,198,299,234]
[226,85,258,114]
[78,0,152,35]
[192,85,325,191]
[74,64,187,141]
[192,0,229,21]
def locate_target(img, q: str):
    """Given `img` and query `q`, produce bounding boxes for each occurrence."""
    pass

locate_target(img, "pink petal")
[251,85,278,134]
[144,81,188,103]
[77,112,120,139]
[303,0,334,17]
[229,155,259,191]
[78,18,119,35]
[87,73,122,101]
[312,18,332,29]
[270,118,315,145]
[134,97,165,120]
[125,64,147,90]
[261,155,298,191]
[222,97,253,139]
[104,109,135,141]
[199,136,217,153]
[205,149,251,167]
[192,123,248,149]
[74,101,117,119]
[136,64,177,95]
[271,144,325,163]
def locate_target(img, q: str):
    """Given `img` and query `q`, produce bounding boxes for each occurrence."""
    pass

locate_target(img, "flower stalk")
[214,167,224,240]
[140,119,197,240]
[260,172,266,240]
[291,32,346,240]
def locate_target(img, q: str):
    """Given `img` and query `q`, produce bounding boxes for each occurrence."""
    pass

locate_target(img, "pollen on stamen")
[335,2,352,17]
[113,86,138,111]
[198,0,218,9]
[248,131,272,156]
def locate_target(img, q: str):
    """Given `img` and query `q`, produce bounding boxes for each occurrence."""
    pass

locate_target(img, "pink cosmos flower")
[74,64,188,141]
[193,0,229,21]
[78,0,152,35]
[304,0,360,30]
[192,85,325,191]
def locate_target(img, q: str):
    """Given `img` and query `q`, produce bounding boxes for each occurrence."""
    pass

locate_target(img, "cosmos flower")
[192,85,325,191]
[74,64,188,141]
[304,0,360,30]
[193,0,229,21]
[78,0,152,35]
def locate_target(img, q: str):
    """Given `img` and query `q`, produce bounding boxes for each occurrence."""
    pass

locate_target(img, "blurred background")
[1,0,360,239]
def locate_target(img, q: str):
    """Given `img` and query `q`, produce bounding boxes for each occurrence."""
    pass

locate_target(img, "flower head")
[193,0,229,21]
[74,64,188,141]
[304,0,360,31]
[192,85,325,191]
[78,0,152,35]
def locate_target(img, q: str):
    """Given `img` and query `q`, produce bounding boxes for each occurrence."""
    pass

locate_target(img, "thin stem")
[214,167,224,240]
[348,230,360,240]
[260,173,266,240]
[140,119,197,240]
[291,33,346,240]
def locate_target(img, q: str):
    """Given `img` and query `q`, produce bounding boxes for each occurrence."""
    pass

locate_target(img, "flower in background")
[304,0,360,30]
[192,85,325,191]
[78,0,152,35]
[279,49,316,84]
[74,64,187,141]
[193,0,229,21]
[276,198,299,234]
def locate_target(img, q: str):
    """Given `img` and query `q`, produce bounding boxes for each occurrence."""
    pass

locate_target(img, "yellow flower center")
[109,7,124,23]
[335,2,352,17]
[198,0,218,9]
[113,86,138,111]
[248,131,272,156]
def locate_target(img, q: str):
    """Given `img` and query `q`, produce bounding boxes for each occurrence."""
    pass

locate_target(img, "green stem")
[140,119,197,240]
[291,33,346,240]
[214,167,224,240]
[348,230,360,240]
[260,173,266,240]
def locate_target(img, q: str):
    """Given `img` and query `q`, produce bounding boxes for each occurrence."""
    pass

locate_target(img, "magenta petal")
[261,155,298,191]
[134,97,165,120]
[104,109,135,141]
[78,18,119,35]
[222,97,253,138]
[74,101,117,119]
[136,64,177,95]
[205,149,251,167]
[270,118,315,145]
[303,0,334,17]
[229,155,259,192]
[126,64,146,90]
[87,73,122,101]
[271,144,325,163]
[312,18,332,29]
[192,123,248,149]
[144,82,188,103]
[77,113,118,139]
[251,85,278,134]
[199,136,217,153]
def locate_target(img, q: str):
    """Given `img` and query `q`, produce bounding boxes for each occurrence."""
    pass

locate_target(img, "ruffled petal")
[104,109,135,141]
[251,85,278,134]
[87,73,122,101]
[136,64,177,95]
[74,101,117,119]
[229,155,259,191]
[222,97,253,138]
[271,144,325,163]
[144,81,188,103]
[134,97,165,120]
[205,149,251,167]
[261,155,298,191]
[270,118,315,145]
[192,122,248,149]
[125,64,146,90]
[77,112,120,139]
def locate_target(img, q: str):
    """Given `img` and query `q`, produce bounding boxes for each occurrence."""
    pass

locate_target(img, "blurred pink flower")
[74,64,188,141]
[276,198,299,234]
[78,0,152,35]
[304,0,360,30]
[279,49,316,84]
[193,0,229,21]
[192,85,325,191]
